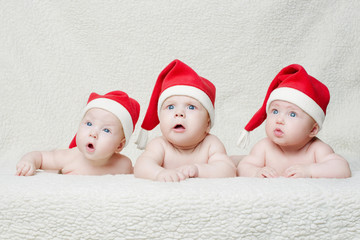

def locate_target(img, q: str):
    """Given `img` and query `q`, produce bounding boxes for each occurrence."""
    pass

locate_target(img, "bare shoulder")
[110,153,134,174]
[203,134,225,147]
[308,138,334,154]
[307,138,342,162]
[145,136,168,151]
[250,138,273,154]
[136,136,167,166]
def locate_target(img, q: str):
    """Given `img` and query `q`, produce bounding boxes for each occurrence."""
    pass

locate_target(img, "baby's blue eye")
[272,109,278,114]
[168,105,174,110]
[188,105,195,110]
[86,122,92,126]
[103,128,110,133]
[290,112,296,117]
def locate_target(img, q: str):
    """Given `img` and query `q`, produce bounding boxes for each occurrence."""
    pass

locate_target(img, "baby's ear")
[206,117,211,133]
[115,138,126,153]
[309,123,319,137]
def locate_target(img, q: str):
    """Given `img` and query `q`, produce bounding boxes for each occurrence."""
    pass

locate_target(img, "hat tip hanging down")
[135,129,148,150]
[135,59,216,150]
[236,130,250,149]
[236,64,330,149]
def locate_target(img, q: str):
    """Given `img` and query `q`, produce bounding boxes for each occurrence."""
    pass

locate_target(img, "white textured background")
[1,0,359,170]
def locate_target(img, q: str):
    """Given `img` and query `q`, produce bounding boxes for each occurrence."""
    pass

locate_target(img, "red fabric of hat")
[69,91,140,148]
[237,64,330,148]
[136,59,216,149]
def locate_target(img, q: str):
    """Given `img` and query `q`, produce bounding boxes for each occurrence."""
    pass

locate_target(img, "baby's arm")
[237,139,278,178]
[285,141,351,178]
[16,150,66,176]
[134,138,185,182]
[16,151,43,176]
[194,136,236,178]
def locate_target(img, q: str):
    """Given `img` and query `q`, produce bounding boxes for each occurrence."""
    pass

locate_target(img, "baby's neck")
[277,137,316,154]
[83,154,115,167]
[170,142,202,154]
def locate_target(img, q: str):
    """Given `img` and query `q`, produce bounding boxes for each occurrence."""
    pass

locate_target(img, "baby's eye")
[272,109,278,114]
[167,105,174,110]
[289,112,297,117]
[103,128,111,133]
[188,105,195,110]
[86,122,92,126]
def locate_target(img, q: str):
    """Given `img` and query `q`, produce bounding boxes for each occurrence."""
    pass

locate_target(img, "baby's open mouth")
[87,143,95,150]
[174,124,185,130]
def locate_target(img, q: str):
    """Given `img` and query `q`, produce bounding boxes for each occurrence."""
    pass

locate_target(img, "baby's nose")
[175,111,185,118]
[89,131,98,138]
[276,115,285,124]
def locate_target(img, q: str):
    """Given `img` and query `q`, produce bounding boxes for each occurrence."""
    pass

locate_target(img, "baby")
[134,59,236,182]
[235,64,351,178]
[16,91,140,176]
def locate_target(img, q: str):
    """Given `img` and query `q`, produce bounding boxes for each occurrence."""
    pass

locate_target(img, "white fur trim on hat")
[83,98,133,146]
[266,87,325,129]
[157,85,215,128]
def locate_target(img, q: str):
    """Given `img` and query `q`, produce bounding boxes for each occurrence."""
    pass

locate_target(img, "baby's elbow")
[338,158,352,178]
[133,165,141,178]
[342,164,352,178]
[222,162,237,178]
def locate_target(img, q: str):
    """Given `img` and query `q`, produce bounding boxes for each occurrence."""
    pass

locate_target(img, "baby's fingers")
[17,164,35,176]
[258,168,277,178]
[16,164,29,176]
[177,172,186,181]
[15,166,24,176]
[285,167,302,178]
[187,167,198,178]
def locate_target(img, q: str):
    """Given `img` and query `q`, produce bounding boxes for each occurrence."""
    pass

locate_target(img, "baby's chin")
[168,138,202,150]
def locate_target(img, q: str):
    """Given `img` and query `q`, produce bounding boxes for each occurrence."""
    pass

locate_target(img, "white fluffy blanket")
[1,0,360,239]
[0,169,359,239]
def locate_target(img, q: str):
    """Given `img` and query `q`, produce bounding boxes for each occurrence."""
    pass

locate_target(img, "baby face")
[265,100,318,148]
[76,108,125,163]
[159,95,210,149]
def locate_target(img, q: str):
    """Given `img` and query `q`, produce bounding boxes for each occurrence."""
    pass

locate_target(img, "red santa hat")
[237,64,330,148]
[135,59,216,149]
[69,91,140,148]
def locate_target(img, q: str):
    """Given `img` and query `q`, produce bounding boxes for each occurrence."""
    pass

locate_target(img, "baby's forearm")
[16,151,44,176]
[21,151,43,169]
[310,158,351,178]
[237,162,261,177]
[196,161,236,178]
[134,159,164,180]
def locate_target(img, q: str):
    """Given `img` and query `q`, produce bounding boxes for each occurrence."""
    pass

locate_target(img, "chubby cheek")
[264,120,273,136]
[96,140,118,155]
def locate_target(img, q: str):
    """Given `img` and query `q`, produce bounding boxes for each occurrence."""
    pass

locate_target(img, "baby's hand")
[256,167,279,178]
[284,165,311,178]
[155,169,186,182]
[176,164,199,178]
[16,160,36,176]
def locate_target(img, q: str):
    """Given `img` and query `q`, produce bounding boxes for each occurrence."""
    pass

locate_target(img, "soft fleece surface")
[0,170,359,239]
[1,0,360,239]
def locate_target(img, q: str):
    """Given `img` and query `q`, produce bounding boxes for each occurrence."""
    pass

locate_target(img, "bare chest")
[162,149,210,169]
[61,162,111,175]
[266,150,316,175]
[61,156,123,175]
